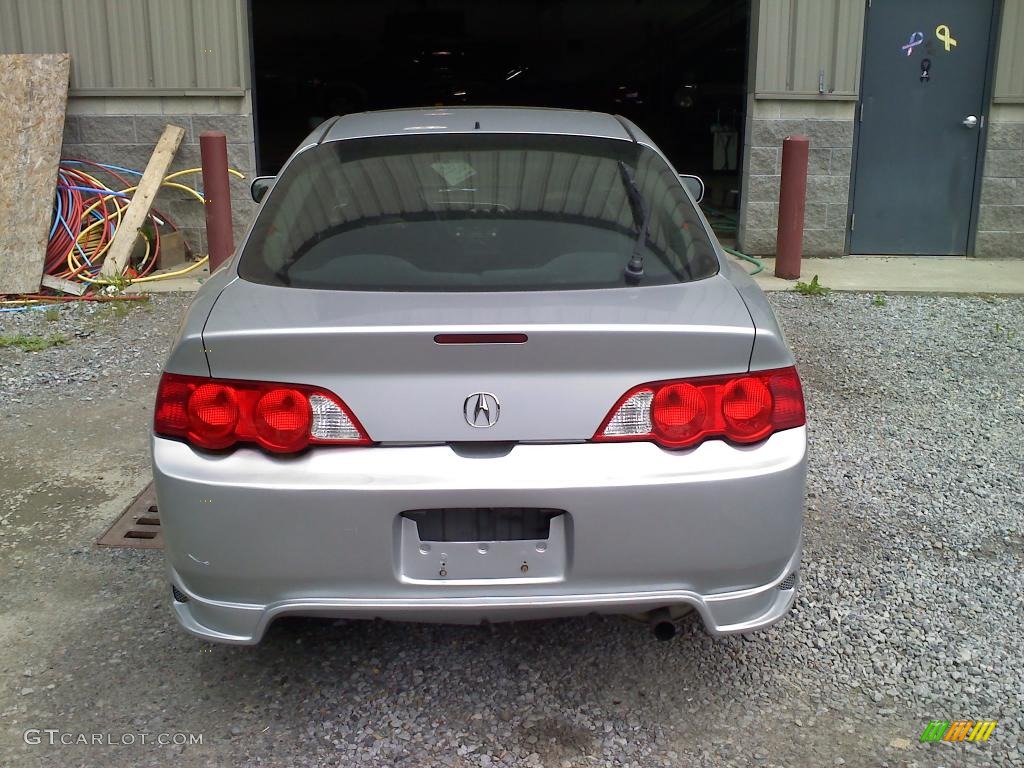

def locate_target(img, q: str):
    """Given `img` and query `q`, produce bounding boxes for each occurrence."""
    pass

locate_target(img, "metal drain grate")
[97,482,163,549]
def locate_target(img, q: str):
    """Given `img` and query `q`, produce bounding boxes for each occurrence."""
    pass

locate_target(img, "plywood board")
[0,54,70,294]
[100,124,185,278]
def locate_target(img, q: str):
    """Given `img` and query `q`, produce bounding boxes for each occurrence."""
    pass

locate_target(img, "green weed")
[793,275,831,297]
[0,333,67,352]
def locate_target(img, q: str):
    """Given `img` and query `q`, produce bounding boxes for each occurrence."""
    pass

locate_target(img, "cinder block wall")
[977,105,1024,258]
[741,100,1024,259]
[60,94,258,259]
[739,100,855,258]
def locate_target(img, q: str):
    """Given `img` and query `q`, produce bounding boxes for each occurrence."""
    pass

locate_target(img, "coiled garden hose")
[723,246,765,276]
[702,204,764,276]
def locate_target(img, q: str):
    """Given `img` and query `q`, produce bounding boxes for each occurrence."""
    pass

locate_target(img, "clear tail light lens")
[602,390,653,437]
[309,394,364,441]
[154,373,371,453]
[594,366,805,449]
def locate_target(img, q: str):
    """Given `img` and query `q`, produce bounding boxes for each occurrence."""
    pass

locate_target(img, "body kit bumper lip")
[169,542,801,645]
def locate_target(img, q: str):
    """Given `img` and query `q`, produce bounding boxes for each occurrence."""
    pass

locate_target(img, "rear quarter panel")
[163,267,237,377]
[720,260,795,371]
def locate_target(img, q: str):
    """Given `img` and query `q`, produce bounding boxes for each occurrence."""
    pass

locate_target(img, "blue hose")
[62,159,143,177]
[0,305,53,314]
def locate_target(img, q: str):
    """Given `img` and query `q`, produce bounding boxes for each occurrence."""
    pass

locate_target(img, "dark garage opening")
[251,0,750,220]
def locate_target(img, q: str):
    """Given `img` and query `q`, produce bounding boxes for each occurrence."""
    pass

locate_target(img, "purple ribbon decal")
[901,31,924,56]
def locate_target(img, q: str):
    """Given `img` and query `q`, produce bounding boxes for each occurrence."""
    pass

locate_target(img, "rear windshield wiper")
[617,161,650,284]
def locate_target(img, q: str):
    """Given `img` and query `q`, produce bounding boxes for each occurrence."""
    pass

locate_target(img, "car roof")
[321,107,634,143]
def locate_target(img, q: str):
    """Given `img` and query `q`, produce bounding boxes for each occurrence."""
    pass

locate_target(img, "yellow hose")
[164,167,246,182]
[129,256,210,283]
[67,167,241,287]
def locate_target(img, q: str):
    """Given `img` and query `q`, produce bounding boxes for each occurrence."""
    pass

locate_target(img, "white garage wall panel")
[0,0,248,93]
[755,0,865,99]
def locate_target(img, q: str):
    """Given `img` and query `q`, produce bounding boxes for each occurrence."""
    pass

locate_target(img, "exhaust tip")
[652,621,677,641]
[648,607,679,641]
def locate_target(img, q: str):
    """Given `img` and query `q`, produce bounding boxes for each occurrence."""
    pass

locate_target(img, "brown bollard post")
[199,131,234,272]
[775,135,809,280]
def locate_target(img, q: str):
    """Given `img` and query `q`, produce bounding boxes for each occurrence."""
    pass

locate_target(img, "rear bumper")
[153,428,806,644]
[170,549,800,643]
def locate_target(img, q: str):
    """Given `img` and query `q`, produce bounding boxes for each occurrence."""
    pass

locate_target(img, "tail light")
[594,366,804,449]
[154,373,371,453]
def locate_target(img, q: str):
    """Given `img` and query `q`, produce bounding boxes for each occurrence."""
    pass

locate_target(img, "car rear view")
[152,108,806,644]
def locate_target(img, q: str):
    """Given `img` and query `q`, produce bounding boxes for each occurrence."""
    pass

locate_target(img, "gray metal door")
[850,0,995,255]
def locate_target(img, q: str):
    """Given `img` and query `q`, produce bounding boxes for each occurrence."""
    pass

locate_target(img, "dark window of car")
[239,134,719,291]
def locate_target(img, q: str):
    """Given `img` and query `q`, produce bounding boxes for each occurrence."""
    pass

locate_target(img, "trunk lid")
[200,277,754,443]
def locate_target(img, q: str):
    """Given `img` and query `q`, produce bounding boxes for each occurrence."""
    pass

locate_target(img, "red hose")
[45,159,188,291]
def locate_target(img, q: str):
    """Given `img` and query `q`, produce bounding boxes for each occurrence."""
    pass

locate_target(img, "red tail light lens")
[721,377,772,440]
[153,378,190,432]
[154,373,370,454]
[651,383,706,444]
[187,383,239,448]
[594,366,805,449]
[765,368,806,430]
[254,388,311,452]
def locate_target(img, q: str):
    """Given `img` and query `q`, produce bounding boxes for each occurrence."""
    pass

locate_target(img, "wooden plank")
[100,123,185,278]
[41,273,86,296]
[0,54,70,294]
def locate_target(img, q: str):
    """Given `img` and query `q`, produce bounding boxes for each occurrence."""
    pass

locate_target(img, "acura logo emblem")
[464,392,500,428]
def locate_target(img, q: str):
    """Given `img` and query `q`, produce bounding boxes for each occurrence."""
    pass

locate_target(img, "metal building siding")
[62,0,112,88]
[754,0,793,93]
[17,0,66,53]
[0,0,246,92]
[0,2,24,51]
[831,0,865,96]
[995,0,1024,102]
[790,1,835,93]
[105,0,153,89]
[755,0,864,98]
[148,0,196,89]
[192,0,242,89]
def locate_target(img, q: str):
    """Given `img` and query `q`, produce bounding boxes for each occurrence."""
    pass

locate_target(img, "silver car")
[152,107,806,645]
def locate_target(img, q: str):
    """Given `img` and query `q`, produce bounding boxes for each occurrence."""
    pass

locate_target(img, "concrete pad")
[739,256,1024,295]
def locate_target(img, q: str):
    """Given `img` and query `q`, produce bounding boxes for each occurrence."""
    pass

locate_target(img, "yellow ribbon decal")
[935,24,958,52]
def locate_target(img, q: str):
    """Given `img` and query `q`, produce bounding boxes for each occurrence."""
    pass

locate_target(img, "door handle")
[962,115,979,128]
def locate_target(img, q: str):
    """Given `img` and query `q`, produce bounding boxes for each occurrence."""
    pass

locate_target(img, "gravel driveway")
[1,291,1021,767]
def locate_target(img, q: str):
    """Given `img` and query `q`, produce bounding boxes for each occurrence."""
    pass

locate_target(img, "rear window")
[239,133,719,291]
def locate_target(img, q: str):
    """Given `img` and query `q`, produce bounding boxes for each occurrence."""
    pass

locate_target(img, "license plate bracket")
[398,514,567,584]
